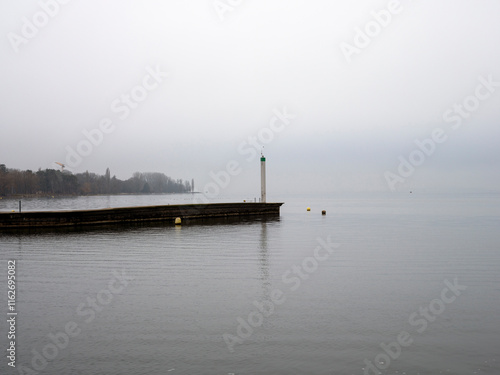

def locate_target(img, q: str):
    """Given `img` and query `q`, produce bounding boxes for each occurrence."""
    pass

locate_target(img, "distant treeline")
[0,164,192,196]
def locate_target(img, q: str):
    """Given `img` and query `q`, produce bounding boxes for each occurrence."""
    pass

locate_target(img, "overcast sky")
[1,0,499,194]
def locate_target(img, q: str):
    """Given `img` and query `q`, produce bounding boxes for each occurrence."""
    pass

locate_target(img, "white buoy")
[261,154,266,203]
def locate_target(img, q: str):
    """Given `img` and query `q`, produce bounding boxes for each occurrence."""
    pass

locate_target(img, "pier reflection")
[0,214,281,237]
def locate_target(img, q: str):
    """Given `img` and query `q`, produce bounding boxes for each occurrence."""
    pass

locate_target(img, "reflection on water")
[0,193,233,212]
[258,220,272,310]
[1,193,500,375]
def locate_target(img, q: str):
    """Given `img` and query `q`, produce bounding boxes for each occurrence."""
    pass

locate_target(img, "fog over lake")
[1,1,500,375]
[1,1,499,194]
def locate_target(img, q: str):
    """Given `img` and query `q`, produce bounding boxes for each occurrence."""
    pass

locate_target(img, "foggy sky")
[1,0,499,195]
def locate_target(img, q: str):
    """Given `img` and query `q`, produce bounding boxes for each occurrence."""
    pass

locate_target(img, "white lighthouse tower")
[260,153,266,203]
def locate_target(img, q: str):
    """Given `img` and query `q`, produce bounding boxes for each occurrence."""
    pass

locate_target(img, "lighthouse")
[261,153,266,203]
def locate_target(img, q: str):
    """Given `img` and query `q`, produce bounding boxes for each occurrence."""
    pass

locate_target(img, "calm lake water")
[1,192,499,375]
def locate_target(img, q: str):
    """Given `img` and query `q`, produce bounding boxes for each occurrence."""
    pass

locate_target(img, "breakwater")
[0,202,283,229]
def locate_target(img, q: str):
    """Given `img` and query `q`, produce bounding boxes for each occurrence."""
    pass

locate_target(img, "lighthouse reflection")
[257,219,272,311]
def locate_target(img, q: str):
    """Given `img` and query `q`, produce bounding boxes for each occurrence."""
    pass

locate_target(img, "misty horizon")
[1,1,499,194]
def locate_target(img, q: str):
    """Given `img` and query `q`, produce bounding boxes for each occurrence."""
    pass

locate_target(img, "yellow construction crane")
[54,162,65,171]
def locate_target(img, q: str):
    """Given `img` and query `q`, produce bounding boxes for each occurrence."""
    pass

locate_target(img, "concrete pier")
[0,202,283,229]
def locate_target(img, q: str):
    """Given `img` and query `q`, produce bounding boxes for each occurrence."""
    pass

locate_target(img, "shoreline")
[0,192,202,199]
